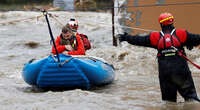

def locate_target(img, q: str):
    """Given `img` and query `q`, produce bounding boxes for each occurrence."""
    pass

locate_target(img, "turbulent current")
[0,11,200,110]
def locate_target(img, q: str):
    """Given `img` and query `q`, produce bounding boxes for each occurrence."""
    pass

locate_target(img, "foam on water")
[0,11,200,110]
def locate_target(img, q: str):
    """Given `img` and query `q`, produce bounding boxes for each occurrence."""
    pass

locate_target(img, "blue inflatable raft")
[22,54,115,89]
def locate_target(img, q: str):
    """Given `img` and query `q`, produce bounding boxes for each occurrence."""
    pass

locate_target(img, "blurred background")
[1,1,200,110]
[0,0,113,11]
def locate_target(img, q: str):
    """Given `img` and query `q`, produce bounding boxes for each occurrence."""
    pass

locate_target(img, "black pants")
[158,56,199,102]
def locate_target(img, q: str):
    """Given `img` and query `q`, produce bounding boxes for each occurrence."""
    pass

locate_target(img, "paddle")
[42,9,60,63]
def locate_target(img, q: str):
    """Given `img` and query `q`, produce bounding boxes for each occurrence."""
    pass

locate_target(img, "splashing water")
[0,11,200,110]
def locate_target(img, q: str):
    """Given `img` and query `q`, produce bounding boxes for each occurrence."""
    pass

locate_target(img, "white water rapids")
[0,11,200,110]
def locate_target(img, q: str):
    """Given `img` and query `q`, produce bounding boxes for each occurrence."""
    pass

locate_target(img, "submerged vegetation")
[75,0,113,11]
[0,0,53,11]
[0,0,113,12]
[0,0,53,4]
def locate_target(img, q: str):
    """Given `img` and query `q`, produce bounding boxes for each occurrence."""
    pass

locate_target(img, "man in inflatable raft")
[52,25,85,55]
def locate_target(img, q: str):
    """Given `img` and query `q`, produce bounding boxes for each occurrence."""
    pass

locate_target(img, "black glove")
[117,32,128,42]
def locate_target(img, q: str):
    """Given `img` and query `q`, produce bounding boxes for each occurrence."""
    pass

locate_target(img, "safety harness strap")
[171,46,200,69]
[178,51,200,69]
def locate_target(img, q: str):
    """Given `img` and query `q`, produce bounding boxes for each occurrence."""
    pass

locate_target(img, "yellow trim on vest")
[71,39,76,48]
[160,16,174,23]
[164,53,176,56]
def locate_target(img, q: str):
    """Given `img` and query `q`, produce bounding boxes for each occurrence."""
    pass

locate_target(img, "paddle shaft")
[43,10,60,62]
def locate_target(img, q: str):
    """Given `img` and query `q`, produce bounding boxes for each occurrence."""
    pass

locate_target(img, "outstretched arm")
[184,31,200,50]
[118,33,152,47]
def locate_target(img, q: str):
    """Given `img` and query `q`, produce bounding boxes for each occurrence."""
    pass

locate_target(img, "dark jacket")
[121,29,200,102]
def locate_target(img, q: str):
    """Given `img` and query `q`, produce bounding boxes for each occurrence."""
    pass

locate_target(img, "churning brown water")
[0,11,200,110]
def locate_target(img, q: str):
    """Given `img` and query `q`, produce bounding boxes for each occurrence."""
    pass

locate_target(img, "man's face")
[68,21,78,31]
[70,25,78,31]
[62,31,72,39]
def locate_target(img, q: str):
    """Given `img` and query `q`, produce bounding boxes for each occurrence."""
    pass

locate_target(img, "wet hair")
[62,25,72,33]
[65,23,70,27]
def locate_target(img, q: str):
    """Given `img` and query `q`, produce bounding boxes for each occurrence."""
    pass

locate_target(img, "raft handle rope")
[59,55,114,69]
[60,56,99,66]
[171,46,200,69]
[59,56,98,67]
[60,57,74,66]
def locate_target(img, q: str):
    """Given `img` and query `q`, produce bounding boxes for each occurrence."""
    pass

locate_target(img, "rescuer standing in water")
[117,12,200,102]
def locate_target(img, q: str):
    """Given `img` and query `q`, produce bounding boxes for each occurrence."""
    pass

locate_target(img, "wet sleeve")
[185,31,200,50]
[125,34,152,47]
[52,36,66,54]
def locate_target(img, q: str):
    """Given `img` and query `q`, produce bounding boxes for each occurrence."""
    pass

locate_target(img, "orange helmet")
[68,18,78,31]
[159,13,174,26]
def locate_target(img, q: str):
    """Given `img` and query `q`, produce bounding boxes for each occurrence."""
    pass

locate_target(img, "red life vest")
[79,34,91,50]
[150,29,187,56]
[158,29,181,49]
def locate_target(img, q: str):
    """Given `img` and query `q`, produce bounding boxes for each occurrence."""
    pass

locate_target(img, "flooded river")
[0,11,200,110]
